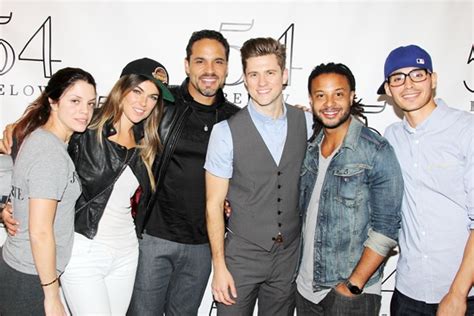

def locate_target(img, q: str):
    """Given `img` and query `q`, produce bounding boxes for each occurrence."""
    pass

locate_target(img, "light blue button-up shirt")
[384,99,474,303]
[205,100,313,179]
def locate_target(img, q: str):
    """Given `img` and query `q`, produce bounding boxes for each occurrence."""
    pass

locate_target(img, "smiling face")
[185,38,228,105]
[385,66,437,117]
[309,73,354,131]
[49,80,96,136]
[121,80,159,127]
[243,54,288,109]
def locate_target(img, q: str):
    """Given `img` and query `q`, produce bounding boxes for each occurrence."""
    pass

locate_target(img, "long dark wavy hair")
[13,67,96,151]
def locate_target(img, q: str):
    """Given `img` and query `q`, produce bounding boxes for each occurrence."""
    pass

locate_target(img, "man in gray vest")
[205,37,312,315]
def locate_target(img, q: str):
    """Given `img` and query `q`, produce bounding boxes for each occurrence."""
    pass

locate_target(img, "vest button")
[277,198,282,202]
[278,211,282,215]
[278,185,281,189]
[278,223,282,227]
[277,171,282,176]
[272,237,276,241]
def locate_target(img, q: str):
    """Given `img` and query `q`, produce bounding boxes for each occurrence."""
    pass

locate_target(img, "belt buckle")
[274,233,283,244]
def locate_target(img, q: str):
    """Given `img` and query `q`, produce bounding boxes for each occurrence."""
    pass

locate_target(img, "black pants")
[0,253,44,316]
[391,288,474,316]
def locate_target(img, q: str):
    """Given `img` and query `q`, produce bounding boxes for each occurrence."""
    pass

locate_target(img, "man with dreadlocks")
[295,62,404,316]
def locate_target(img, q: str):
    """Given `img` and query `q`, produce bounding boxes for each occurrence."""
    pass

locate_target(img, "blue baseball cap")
[377,45,433,94]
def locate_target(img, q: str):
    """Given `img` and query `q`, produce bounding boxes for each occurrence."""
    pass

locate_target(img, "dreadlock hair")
[307,62,366,137]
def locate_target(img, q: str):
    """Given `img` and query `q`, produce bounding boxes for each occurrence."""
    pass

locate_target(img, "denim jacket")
[298,117,403,291]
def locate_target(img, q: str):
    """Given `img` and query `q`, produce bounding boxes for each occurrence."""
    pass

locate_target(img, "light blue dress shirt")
[205,100,313,179]
[384,99,474,303]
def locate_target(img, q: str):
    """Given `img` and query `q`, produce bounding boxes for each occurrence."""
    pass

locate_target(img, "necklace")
[191,107,218,132]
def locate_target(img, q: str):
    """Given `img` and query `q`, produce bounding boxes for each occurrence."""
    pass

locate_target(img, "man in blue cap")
[380,45,474,316]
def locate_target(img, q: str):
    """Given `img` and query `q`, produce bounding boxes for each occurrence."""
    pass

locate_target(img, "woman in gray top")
[0,58,172,314]
[0,67,97,316]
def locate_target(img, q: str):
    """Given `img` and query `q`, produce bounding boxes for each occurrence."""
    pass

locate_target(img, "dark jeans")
[391,288,474,316]
[127,234,211,316]
[0,253,44,316]
[296,289,381,316]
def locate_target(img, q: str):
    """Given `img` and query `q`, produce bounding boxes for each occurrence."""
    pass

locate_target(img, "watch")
[344,279,363,295]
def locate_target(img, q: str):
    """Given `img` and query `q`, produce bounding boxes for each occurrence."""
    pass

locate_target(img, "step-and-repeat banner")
[1,1,473,315]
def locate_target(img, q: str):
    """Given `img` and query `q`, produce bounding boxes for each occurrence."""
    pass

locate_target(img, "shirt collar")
[402,98,447,134]
[310,116,363,151]
[104,119,145,141]
[341,117,364,150]
[247,99,287,124]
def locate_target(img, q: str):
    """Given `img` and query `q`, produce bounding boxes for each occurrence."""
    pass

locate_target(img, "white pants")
[61,233,139,315]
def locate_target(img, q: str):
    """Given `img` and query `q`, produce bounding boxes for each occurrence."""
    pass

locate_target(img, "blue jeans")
[391,288,474,316]
[127,234,211,316]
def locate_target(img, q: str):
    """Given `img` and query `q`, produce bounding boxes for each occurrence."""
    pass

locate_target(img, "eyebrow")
[314,87,345,92]
[313,87,346,93]
[390,68,424,75]
[193,56,227,62]
[68,94,97,103]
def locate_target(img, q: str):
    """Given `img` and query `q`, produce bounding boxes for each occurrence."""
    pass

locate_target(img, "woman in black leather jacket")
[60,58,174,315]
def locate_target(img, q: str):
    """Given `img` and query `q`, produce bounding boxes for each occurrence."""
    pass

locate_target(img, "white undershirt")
[95,165,139,248]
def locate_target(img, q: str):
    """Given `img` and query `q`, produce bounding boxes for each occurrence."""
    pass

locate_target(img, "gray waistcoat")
[227,104,307,251]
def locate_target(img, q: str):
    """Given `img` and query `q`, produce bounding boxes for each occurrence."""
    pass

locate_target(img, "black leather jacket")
[69,120,152,239]
[134,79,240,236]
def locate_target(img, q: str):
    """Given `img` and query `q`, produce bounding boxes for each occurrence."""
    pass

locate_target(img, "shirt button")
[422,231,426,236]
[415,140,419,144]
[414,163,418,168]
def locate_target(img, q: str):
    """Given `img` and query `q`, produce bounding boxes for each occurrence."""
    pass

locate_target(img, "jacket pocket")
[333,165,367,206]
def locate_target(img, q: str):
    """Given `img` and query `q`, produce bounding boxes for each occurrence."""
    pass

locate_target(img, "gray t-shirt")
[2,128,80,274]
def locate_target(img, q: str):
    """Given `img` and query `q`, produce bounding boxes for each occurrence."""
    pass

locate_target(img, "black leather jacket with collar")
[134,78,240,237]
[69,119,152,239]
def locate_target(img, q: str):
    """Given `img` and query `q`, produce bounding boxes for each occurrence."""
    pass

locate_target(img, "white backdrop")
[1,1,473,315]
